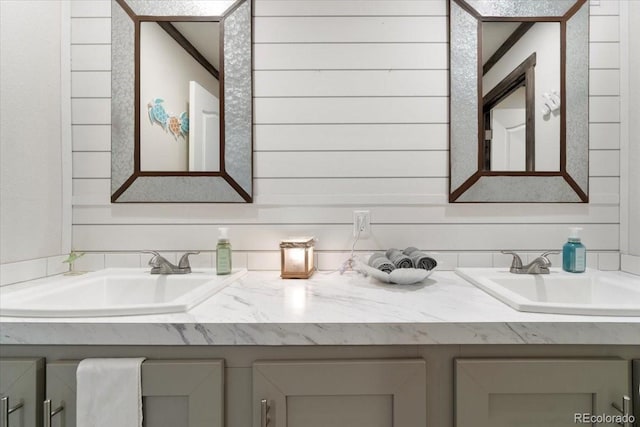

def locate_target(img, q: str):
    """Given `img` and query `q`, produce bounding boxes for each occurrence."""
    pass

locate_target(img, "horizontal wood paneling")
[254,97,448,124]
[589,124,620,149]
[72,71,111,97]
[71,45,111,70]
[254,17,447,43]
[253,178,449,205]
[69,0,623,263]
[254,124,448,151]
[589,43,619,69]
[73,224,619,252]
[72,152,110,178]
[589,1,619,16]
[72,125,111,151]
[72,204,618,226]
[254,1,447,17]
[70,0,110,17]
[254,70,448,97]
[73,177,619,207]
[589,96,620,122]
[254,151,448,178]
[254,43,448,70]
[589,150,620,177]
[589,70,620,96]
[71,17,110,44]
[589,16,620,42]
[71,99,110,124]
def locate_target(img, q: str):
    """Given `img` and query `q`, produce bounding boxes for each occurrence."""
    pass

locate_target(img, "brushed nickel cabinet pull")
[260,399,271,427]
[1,397,24,427]
[611,395,632,427]
[43,399,64,427]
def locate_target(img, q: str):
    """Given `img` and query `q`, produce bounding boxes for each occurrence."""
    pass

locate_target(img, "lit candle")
[280,237,315,279]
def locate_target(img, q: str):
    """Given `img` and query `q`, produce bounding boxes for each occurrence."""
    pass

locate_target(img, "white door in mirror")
[189,80,220,172]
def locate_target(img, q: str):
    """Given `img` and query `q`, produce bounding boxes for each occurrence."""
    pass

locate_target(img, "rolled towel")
[403,247,438,271]
[368,253,395,273]
[385,248,413,269]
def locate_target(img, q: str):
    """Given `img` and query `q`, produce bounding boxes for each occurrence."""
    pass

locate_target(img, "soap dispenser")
[562,227,586,273]
[216,227,232,275]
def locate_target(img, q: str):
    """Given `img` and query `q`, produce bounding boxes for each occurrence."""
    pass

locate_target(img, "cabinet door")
[253,359,426,427]
[455,358,629,427]
[46,359,223,427]
[0,358,44,427]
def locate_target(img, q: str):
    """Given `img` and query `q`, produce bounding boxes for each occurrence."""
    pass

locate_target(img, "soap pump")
[216,227,232,275]
[562,227,586,273]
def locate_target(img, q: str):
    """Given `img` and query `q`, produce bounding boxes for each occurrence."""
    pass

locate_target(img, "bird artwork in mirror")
[449,0,589,202]
[111,0,252,203]
[140,21,221,173]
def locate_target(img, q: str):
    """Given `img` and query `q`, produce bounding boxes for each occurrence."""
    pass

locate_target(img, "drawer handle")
[611,395,632,427]
[260,399,270,427]
[1,397,24,427]
[43,400,64,427]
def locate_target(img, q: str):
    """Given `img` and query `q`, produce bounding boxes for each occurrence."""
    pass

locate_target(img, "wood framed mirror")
[449,0,589,203]
[111,0,252,203]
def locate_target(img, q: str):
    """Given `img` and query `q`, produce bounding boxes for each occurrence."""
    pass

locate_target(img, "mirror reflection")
[481,21,560,172]
[140,21,221,172]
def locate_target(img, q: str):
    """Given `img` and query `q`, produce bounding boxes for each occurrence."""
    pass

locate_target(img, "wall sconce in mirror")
[449,0,589,202]
[111,0,252,203]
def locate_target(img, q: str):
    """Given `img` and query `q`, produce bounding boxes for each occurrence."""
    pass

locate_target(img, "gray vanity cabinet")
[45,359,224,427]
[252,359,427,427]
[0,358,44,427]
[455,359,630,427]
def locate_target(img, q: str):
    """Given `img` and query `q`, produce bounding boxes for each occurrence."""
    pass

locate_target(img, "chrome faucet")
[144,251,199,274]
[501,251,559,274]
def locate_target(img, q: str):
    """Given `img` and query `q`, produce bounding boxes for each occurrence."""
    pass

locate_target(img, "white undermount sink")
[456,268,640,316]
[0,268,247,317]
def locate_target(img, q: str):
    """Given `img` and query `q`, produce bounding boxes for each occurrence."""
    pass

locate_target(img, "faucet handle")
[142,250,163,266]
[537,251,560,267]
[540,251,560,258]
[501,251,523,269]
[178,251,200,269]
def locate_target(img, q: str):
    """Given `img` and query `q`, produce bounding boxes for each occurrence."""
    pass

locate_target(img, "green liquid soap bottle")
[216,227,232,275]
[562,227,586,273]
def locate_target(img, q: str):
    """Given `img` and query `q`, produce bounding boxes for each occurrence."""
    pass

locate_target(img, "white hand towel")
[76,358,145,427]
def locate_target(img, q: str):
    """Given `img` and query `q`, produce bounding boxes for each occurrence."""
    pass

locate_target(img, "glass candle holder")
[280,237,315,279]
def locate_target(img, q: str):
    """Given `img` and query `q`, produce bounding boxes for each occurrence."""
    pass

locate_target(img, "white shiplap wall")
[70,0,623,272]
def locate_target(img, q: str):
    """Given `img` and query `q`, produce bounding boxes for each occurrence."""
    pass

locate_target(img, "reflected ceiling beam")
[157,22,219,80]
[483,22,534,76]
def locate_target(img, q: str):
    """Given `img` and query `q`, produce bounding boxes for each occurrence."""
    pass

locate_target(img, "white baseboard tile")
[105,252,142,268]
[492,252,514,268]
[317,252,356,272]
[621,254,640,275]
[4,252,625,284]
[47,255,70,277]
[247,251,281,271]
[427,252,458,271]
[0,255,70,286]
[458,252,493,268]
[72,253,105,272]
[597,252,621,270]
[187,252,214,269]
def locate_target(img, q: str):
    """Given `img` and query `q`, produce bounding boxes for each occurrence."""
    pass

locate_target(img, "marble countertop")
[1,270,639,346]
